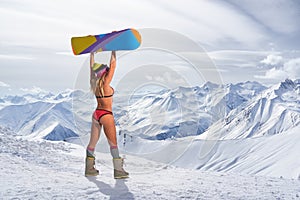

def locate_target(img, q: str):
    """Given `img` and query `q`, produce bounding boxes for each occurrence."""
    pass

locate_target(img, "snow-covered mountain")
[0,80,298,142]
[198,79,300,140]
[0,90,91,141]
[0,80,268,141]
[117,81,267,140]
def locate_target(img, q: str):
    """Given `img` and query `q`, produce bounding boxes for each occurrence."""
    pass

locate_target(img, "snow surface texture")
[0,79,300,199]
[0,129,299,199]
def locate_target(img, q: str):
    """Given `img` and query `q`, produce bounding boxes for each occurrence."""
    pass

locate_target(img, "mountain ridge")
[0,79,299,142]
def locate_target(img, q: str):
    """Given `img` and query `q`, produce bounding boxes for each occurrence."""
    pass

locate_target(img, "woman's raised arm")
[104,51,116,85]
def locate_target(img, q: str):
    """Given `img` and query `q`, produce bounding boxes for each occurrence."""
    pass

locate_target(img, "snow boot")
[113,158,129,179]
[85,157,99,177]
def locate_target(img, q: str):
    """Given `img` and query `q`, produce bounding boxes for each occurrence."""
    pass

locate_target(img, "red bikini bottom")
[93,109,113,123]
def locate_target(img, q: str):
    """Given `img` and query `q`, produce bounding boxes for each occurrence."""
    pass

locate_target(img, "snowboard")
[71,28,141,55]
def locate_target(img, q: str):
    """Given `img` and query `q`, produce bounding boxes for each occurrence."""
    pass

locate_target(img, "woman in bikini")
[85,51,129,179]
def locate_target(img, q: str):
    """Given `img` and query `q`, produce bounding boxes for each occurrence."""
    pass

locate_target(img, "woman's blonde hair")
[90,73,106,97]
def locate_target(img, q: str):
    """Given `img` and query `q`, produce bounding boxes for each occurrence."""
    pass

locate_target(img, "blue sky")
[0,0,300,94]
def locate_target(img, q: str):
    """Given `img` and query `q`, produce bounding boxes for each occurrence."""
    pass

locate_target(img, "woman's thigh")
[100,114,117,146]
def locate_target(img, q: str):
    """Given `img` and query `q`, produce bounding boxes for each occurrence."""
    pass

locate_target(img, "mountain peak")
[279,79,296,89]
[201,81,220,91]
[274,79,300,98]
[43,123,78,141]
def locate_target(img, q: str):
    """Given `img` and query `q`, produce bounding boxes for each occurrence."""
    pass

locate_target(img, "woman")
[85,51,129,179]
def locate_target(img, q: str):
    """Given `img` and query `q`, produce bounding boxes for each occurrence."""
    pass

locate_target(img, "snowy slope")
[1,128,299,199]
[175,125,300,179]
[96,123,300,179]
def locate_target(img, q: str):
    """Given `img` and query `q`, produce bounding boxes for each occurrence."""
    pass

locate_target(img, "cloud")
[0,0,285,52]
[208,50,273,68]
[20,86,48,94]
[283,58,300,79]
[260,54,283,65]
[0,81,10,88]
[156,0,269,49]
[224,0,300,34]
[255,67,288,80]
[255,57,300,80]
[0,0,299,92]
[1,0,299,52]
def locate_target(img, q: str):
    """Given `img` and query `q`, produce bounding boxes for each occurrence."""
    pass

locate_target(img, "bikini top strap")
[96,87,114,98]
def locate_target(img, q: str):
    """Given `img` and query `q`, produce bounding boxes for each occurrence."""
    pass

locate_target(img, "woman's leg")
[100,114,129,179]
[85,118,101,176]
[87,118,102,154]
[100,114,117,147]
[100,114,120,158]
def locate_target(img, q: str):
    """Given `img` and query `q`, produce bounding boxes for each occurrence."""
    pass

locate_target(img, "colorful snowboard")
[71,28,141,55]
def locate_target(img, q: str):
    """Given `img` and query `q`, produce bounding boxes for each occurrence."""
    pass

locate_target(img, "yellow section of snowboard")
[71,36,97,55]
